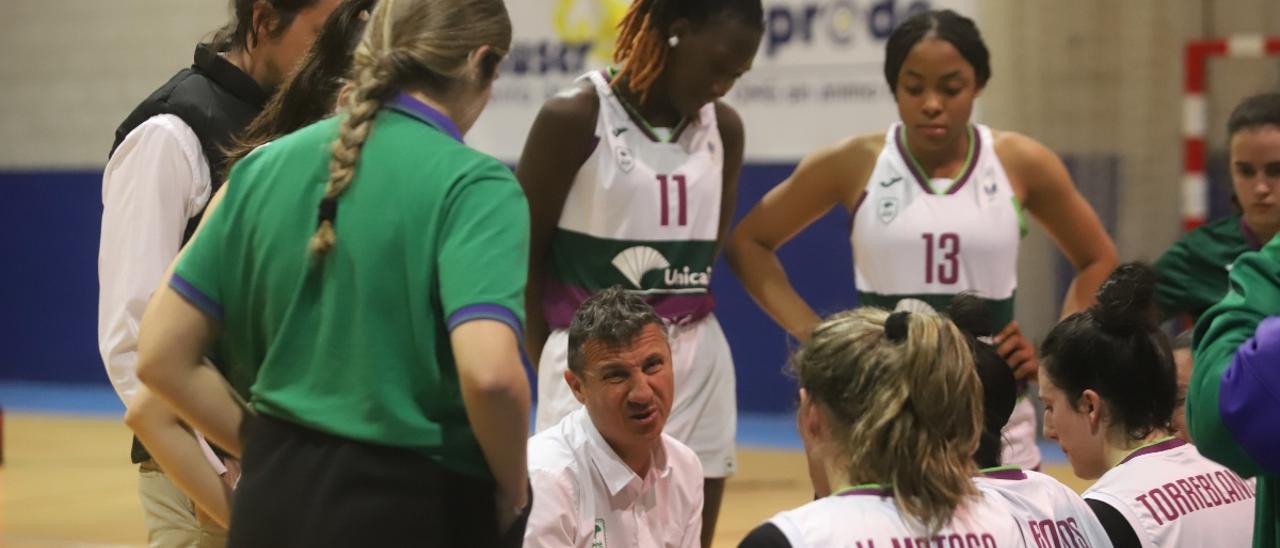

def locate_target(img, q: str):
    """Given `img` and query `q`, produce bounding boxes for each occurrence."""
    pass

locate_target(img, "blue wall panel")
[0,165,858,412]
[713,163,857,413]
[1,170,105,386]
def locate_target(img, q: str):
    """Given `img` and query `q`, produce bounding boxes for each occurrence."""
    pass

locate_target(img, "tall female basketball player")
[726,8,1117,470]
[516,1,763,544]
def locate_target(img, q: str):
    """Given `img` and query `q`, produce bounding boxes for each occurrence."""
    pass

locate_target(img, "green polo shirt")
[1154,214,1263,322]
[171,93,529,479]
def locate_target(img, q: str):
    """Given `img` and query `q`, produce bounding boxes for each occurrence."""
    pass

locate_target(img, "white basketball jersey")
[851,123,1023,328]
[542,70,723,328]
[767,486,1025,548]
[1083,438,1257,548]
[976,466,1113,548]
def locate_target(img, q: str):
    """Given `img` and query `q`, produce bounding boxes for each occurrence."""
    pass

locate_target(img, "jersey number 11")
[657,174,687,226]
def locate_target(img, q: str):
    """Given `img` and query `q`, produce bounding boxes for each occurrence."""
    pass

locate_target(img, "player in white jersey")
[726,9,1117,470]
[1039,263,1257,548]
[516,1,762,545]
[740,307,1023,548]
[944,294,1114,548]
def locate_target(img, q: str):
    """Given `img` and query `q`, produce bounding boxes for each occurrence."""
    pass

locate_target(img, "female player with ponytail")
[517,1,763,543]
[132,0,532,544]
[740,307,1024,547]
[1040,263,1256,547]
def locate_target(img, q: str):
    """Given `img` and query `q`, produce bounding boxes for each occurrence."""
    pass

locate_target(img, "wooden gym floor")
[0,395,1088,548]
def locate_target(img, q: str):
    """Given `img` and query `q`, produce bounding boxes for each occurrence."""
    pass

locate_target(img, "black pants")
[229,414,525,547]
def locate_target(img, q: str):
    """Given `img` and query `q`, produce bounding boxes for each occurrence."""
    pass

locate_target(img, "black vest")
[110,43,269,241]
[111,44,267,464]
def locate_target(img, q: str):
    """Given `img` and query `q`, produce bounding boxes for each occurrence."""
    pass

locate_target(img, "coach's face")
[567,323,675,454]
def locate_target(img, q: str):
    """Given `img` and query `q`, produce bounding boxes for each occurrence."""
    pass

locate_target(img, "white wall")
[0,1,226,168]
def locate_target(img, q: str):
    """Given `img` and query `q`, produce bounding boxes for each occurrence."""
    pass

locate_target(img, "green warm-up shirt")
[171,93,529,479]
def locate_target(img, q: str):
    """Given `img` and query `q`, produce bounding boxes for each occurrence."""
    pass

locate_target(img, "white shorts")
[535,314,737,477]
[1001,396,1042,469]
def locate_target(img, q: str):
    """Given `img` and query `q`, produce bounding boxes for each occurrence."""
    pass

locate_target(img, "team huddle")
[96,0,1280,547]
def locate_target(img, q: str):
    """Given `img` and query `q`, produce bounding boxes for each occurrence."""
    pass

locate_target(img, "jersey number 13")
[922,232,960,284]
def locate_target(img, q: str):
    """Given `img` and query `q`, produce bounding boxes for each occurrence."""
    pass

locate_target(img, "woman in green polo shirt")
[1156,92,1280,322]
[133,0,530,545]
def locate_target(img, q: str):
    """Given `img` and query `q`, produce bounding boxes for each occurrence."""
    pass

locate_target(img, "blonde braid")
[307,55,392,258]
[306,0,512,259]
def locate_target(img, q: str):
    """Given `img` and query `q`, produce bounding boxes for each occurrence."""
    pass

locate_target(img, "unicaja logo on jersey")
[613,246,670,288]
[664,265,712,287]
[612,246,711,289]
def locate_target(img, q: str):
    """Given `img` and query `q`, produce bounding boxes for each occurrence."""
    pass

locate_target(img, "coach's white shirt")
[99,114,211,406]
[525,407,703,548]
[99,114,223,472]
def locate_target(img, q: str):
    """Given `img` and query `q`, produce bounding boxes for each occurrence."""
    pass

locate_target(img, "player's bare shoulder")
[523,80,600,165]
[817,132,884,207]
[990,128,1063,198]
[535,80,599,133]
[990,129,1053,170]
[844,132,887,166]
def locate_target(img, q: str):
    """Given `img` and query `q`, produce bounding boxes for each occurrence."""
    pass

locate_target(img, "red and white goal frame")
[1182,35,1280,231]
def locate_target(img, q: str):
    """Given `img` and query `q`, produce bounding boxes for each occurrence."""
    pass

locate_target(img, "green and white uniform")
[852,122,1039,469]
[535,70,736,477]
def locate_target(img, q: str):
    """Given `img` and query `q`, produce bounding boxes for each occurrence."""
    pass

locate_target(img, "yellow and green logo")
[552,0,630,64]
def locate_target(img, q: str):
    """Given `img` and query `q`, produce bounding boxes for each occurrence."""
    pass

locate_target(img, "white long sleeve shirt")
[524,408,704,548]
[98,113,211,407]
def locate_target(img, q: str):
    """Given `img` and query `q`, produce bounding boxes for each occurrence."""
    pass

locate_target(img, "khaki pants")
[138,460,228,548]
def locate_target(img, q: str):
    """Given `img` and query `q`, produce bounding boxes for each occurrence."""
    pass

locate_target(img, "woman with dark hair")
[222,0,376,174]
[1155,92,1280,323]
[100,0,341,544]
[123,0,375,530]
[517,1,764,543]
[726,8,1117,472]
[1040,263,1255,548]
[947,295,1112,548]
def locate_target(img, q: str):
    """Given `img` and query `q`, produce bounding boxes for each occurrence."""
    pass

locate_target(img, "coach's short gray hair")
[566,287,665,375]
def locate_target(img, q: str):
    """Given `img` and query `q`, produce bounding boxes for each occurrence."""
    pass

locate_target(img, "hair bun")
[946,292,995,338]
[885,311,911,342]
[1092,262,1159,334]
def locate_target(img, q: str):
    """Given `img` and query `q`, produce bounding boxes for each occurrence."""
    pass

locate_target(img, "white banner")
[468,0,975,162]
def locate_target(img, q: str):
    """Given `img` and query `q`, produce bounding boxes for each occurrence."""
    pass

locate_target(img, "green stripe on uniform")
[550,229,717,292]
[1012,195,1028,239]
